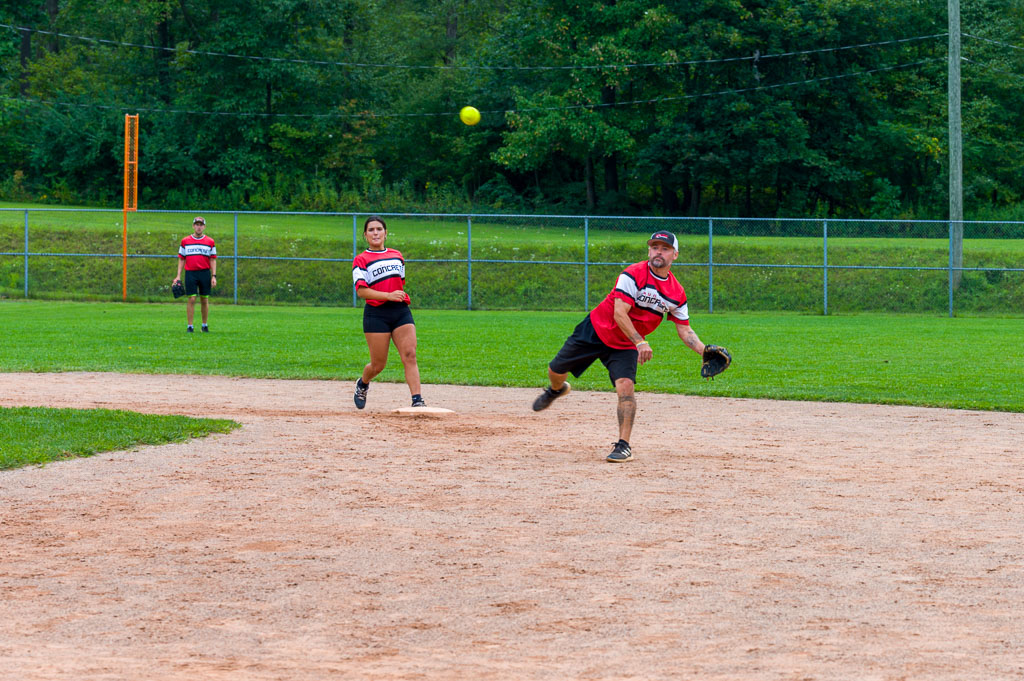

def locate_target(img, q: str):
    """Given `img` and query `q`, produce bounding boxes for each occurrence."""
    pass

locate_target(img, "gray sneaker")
[606,441,633,463]
[532,382,571,411]
[354,381,369,409]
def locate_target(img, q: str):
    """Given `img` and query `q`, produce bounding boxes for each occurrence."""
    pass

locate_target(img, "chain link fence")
[2,209,1022,315]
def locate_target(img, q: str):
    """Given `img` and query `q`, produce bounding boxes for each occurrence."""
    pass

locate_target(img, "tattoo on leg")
[617,394,636,430]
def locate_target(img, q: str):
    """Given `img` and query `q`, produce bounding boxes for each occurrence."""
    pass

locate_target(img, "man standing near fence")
[532,230,713,463]
[172,216,217,333]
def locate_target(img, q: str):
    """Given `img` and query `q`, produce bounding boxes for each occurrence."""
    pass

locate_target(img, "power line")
[622,58,942,106]
[1,58,941,120]
[962,33,1024,52]
[0,23,945,72]
[962,57,1024,82]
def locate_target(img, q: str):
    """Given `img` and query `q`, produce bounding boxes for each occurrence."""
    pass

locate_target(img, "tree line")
[1,0,1022,219]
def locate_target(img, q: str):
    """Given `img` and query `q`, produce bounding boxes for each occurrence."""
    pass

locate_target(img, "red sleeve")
[610,290,634,304]
[352,253,368,288]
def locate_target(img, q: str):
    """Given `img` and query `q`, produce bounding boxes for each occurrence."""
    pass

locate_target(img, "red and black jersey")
[352,248,409,307]
[589,261,689,349]
[178,234,216,271]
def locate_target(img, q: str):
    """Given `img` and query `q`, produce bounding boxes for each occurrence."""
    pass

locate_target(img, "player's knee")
[399,348,417,364]
[548,367,568,382]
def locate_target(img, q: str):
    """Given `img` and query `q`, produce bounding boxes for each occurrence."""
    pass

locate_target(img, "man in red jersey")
[532,231,713,463]
[172,216,217,333]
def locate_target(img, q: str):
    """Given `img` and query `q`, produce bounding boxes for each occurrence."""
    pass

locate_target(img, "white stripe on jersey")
[615,271,688,320]
[179,243,216,257]
[669,302,689,323]
[614,272,640,299]
[362,257,404,285]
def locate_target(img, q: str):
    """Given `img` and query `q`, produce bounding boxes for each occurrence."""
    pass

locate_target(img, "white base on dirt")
[391,406,455,416]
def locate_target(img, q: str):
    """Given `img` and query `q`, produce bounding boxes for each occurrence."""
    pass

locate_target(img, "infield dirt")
[2,372,1022,680]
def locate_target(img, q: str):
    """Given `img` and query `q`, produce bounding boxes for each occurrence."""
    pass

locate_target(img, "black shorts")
[184,269,212,297]
[549,315,639,387]
[363,301,415,333]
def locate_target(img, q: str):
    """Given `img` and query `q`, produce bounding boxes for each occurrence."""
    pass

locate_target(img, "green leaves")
[1,1,1023,218]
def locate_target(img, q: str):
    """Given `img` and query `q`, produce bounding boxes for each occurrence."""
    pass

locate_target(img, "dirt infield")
[2,372,1023,681]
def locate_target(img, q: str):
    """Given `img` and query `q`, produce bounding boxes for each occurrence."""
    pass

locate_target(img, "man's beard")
[650,255,665,267]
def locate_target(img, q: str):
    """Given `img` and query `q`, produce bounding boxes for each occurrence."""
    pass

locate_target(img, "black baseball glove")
[700,344,732,380]
[171,280,186,298]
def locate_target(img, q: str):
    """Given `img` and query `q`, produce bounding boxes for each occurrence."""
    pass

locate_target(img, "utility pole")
[949,0,963,288]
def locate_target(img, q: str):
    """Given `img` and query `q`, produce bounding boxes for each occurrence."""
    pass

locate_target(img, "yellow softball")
[459,106,481,126]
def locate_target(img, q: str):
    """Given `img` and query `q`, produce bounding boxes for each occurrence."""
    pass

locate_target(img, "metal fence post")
[584,217,590,310]
[948,220,954,318]
[233,213,239,304]
[823,219,829,316]
[23,209,29,298]
[352,214,358,307]
[708,218,714,313]
[467,216,473,310]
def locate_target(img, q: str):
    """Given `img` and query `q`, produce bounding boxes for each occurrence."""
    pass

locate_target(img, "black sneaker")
[187,326,194,333]
[411,396,426,407]
[201,324,209,333]
[606,441,633,463]
[532,382,571,411]
[354,381,369,409]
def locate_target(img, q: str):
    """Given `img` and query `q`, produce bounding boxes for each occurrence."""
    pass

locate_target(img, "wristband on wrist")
[636,340,649,348]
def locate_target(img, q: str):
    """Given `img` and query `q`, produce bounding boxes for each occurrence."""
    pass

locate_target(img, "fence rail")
[1,209,1022,316]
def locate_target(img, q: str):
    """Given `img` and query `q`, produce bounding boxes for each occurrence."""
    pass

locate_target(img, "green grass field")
[2,300,1021,412]
[2,208,1015,466]
[0,406,238,470]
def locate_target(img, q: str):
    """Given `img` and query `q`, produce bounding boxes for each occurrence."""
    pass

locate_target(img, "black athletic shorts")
[549,315,639,387]
[184,269,212,297]
[363,301,415,333]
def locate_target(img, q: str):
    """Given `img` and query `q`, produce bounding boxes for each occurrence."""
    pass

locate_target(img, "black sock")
[618,439,629,447]
[357,378,368,388]
[411,393,422,402]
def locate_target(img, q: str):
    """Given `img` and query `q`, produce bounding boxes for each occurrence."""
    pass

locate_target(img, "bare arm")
[613,298,652,364]
[676,322,706,355]
[357,287,408,303]
[173,258,183,282]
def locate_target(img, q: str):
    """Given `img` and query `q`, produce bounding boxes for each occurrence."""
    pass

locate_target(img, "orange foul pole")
[122,114,139,300]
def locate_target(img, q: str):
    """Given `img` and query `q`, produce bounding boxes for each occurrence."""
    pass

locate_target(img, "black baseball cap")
[193,216,206,225]
[648,230,678,250]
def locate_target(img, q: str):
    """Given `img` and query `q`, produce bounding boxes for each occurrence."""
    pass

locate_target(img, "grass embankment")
[0,406,238,470]
[1,211,1021,312]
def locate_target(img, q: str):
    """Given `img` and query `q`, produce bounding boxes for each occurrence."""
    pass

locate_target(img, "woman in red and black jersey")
[350,216,424,409]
